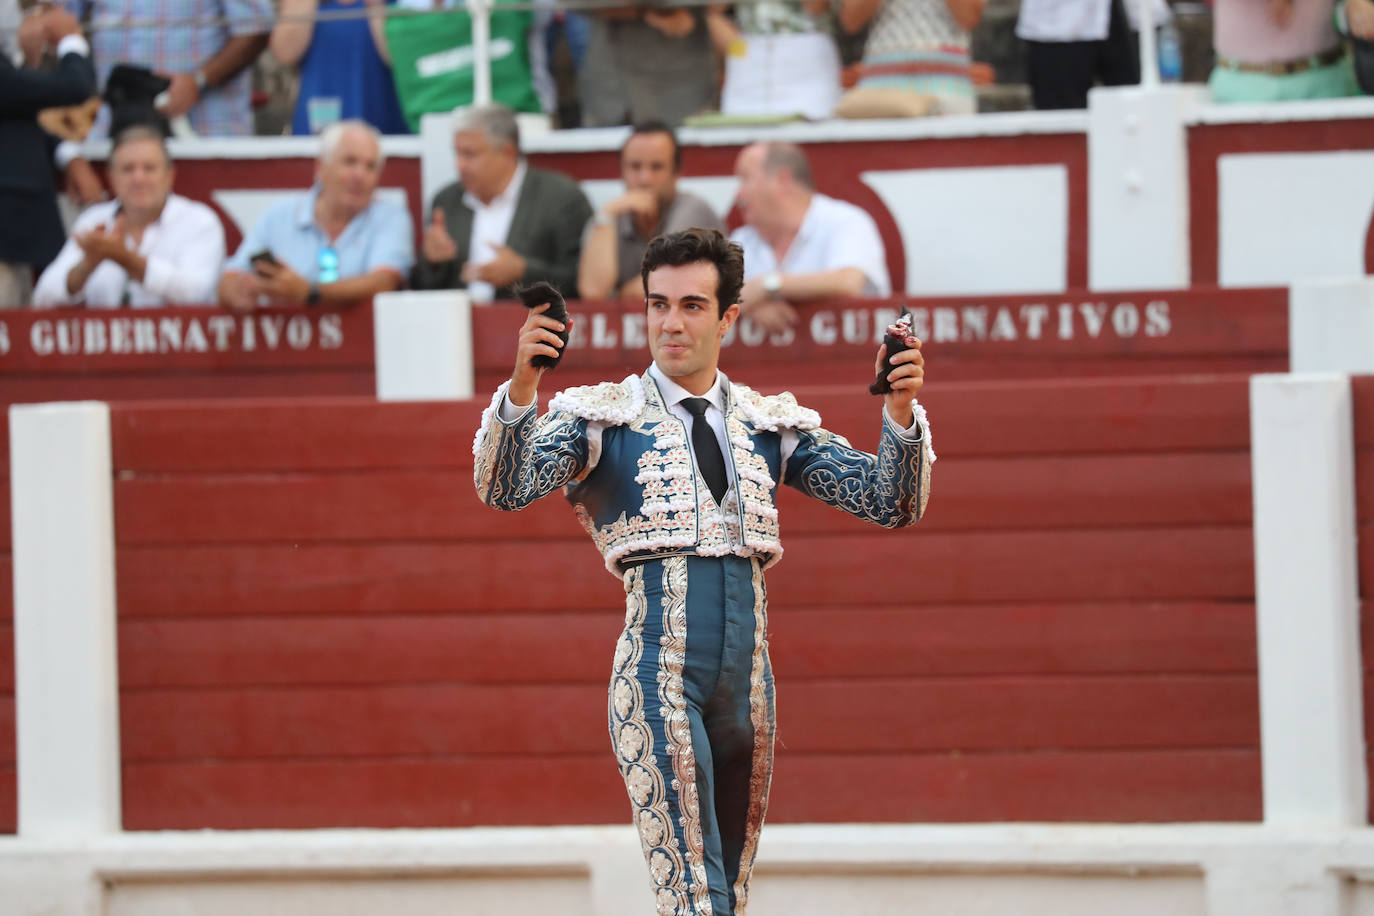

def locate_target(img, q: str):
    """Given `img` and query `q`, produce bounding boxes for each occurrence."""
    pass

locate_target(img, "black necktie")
[681,397,728,505]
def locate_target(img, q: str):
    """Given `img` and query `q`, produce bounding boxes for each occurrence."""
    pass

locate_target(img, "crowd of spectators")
[4,0,1374,310]
[5,103,897,317]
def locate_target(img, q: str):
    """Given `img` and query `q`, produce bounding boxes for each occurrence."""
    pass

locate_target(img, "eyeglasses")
[317,247,339,283]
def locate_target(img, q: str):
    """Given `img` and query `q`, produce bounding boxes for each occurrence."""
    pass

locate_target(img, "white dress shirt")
[463,161,527,304]
[1016,0,1170,43]
[730,193,892,296]
[33,194,226,308]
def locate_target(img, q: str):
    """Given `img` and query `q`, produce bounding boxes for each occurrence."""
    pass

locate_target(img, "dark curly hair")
[640,227,745,318]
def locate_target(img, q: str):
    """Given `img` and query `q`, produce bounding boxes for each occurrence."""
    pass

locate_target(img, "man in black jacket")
[412,103,592,302]
[0,4,97,306]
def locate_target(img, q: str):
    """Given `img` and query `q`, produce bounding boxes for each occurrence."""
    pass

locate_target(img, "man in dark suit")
[412,104,592,302]
[0,4,97,307]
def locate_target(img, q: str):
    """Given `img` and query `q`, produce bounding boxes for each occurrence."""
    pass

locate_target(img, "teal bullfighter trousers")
[608,553,777,916]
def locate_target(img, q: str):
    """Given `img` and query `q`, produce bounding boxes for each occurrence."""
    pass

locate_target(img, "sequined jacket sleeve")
[782,409,933,528]
[473,381,593,511]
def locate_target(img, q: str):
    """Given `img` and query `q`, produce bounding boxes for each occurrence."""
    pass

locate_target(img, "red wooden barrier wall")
[0,287,1294,832]
[0,287,1288,409]
[0,414,11,833]
[100,374,1261,830]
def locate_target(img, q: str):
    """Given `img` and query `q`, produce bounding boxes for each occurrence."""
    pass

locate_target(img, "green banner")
[386,6,541,133]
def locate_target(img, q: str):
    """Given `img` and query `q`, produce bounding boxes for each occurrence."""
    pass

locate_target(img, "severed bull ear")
[517,281,571,370]
[870,310,917,395]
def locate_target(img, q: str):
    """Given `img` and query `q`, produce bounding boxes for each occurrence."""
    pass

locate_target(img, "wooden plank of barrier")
[121,756,624,830]
[117,674,1257,762]
[103,375,1253,475]
[1355,377,1374,448]
[116,600,1256,691]
[0,768,11,832]
[769,749,1262,823]
[110,399,485,473]
[113,525,1254,621]
[2,370,373,405]
[119,748,1262,829]
[112,451,1252,546]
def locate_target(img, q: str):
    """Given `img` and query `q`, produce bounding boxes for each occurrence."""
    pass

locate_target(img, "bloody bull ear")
[517,281,571,370]
[870,309,915,396]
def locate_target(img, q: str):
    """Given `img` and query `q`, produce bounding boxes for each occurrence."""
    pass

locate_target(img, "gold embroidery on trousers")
[733,558,775,914]
[610,565,687,915]
[659,556,712,915]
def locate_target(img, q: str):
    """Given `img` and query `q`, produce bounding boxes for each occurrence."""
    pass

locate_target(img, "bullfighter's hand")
[875,336,924,429]
[509,301,571,408]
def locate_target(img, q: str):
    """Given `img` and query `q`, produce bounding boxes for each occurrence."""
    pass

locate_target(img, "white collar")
[648,362,726,413]
[463,160,527,212]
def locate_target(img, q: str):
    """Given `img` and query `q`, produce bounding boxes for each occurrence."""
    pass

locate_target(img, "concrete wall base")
[8,824,1374,916]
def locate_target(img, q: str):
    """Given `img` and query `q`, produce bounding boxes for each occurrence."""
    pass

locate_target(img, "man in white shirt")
[729,141,891,333]
[33,125,225,307]
[412,104,592,301]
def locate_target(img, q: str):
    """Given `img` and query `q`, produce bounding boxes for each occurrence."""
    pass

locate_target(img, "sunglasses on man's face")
[318,247,339,283]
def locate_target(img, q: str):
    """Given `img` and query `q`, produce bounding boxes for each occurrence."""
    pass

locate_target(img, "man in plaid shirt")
[64,0,272,136]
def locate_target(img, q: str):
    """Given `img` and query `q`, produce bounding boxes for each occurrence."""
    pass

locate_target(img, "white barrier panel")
[1291,277,1374,374]
[1250,374,1365,827]
[1088,84,1208,291]
[373,289,475,402]
[8,402,121,839]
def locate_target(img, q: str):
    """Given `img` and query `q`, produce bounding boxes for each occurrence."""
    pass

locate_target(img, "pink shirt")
[1213,0,1342,64]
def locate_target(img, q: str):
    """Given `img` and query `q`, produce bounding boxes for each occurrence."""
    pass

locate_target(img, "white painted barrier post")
[9,402,122,838]
[1250,374,1365,827]
[1290,276,1374,373]
[1088,84,1208,290]
[373,289,475,401]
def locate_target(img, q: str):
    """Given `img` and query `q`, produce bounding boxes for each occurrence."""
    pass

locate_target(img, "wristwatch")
[193,68,208,94]
[762,271,783,300]
[306,282,321,306]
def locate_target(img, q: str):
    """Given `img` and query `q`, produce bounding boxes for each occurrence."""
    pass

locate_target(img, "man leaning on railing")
[218,119,413,310]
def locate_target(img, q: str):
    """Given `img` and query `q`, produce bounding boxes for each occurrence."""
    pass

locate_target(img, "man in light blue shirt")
[219,120,413,309]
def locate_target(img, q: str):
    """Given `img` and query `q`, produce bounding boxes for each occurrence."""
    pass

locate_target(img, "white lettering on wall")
[84,319,107,354]
[810,311,837,345]
[1112,302,1140,337]
[319,313,343,349]
[30,321,53,355]
[208,315,235,350]
[259,315,286,349]
[622,313,646,351]
[184,319,210,352]
[287,315,312,349]
[590,313,618,349]
[7,312,354,360]
[1145,300,1171,336]
[1022,304,1049,339]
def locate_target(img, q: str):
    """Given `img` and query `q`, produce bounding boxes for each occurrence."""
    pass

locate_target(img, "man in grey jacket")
[412,103,592,301]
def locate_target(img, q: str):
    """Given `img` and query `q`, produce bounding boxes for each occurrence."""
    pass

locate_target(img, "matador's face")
[646,262,740,396]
